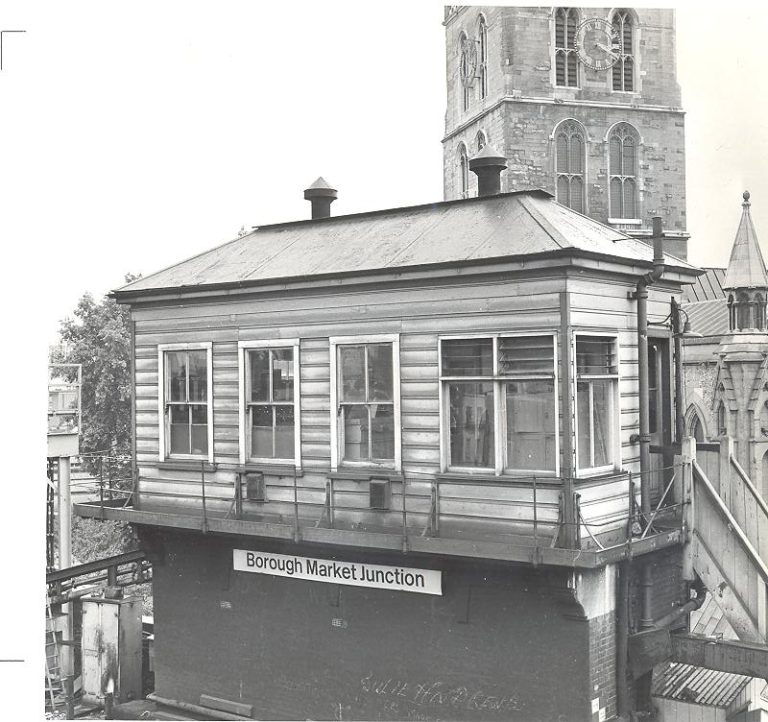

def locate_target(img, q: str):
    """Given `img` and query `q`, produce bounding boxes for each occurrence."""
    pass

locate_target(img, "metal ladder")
[45,593,64,714]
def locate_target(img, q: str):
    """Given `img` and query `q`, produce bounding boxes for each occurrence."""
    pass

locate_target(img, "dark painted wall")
[150,530,595,721]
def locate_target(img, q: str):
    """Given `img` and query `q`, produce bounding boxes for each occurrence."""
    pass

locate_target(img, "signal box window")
[246,348,296,460]
[441,335,558,475]
[330,336,401,470]
[575,336,619,473]
[160,345,213,461]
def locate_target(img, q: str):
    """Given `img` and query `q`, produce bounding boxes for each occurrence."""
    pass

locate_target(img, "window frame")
[157,342,214,464]
[554,119,586,214]
[573,332,621,477]
[607,123,640,222]
[610,9,635,93]
[238,339,302,469]
[329,334,401,472]
[438,332,560,477]
[554,7,580,88]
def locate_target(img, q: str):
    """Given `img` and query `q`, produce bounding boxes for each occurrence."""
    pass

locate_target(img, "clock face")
[574,18,623,71]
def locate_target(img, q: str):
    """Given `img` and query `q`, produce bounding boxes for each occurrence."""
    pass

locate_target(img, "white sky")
[1,1,767,713]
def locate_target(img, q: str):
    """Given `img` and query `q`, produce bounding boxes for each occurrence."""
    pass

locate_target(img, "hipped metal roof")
[117,190,697,297]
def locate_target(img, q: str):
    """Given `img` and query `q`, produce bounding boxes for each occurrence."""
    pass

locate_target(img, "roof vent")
[304,177,338,219]
[469,144,507,197]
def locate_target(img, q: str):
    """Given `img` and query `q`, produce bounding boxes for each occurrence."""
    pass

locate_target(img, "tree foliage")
[52,276,138,472]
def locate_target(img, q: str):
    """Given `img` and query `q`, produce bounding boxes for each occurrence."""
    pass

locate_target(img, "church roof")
[116,190,697,297]
[682,268,726,303]
[723,191,768,290]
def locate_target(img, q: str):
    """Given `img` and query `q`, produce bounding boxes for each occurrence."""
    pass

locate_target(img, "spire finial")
[743,190,751,207]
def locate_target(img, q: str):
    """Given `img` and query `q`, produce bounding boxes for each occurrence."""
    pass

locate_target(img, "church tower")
[443,6,688,258]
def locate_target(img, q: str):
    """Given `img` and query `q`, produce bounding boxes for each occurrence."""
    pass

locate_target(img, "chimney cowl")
[469,144,507,197]
[304,177,338,219]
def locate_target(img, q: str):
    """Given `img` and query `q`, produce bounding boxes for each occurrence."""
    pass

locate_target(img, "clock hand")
[594,41,620,57]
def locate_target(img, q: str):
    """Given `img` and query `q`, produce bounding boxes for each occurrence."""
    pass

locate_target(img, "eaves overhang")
[112,246,702,307]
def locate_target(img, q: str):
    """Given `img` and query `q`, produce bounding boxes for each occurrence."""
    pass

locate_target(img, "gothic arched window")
[555,120,585,213]
[612,10,634,92]
[555,8,579,87]
[478,15,488,99]
[717,401,727,436]
[755,294,765,330]
[737,292,751,330]
[476,130,487,153]
[458,32,472,113]
[609,123,638,219]
[458,143,470,198]
[690,413,704,443]
[728,294,736,330]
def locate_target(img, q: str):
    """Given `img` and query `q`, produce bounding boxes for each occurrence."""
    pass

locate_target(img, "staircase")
[688,438,768,643]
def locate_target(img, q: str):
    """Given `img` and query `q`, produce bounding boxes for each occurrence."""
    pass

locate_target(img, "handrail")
[730,454,768,519]
[692,459,768,584]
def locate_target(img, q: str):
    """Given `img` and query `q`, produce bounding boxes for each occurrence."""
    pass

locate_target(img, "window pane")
[623,57,634,91]
[275,406,295,458]
[251,406,273,458]
[249,350,270,402]
[442,338,493,376]
[271,348,294,402]
[448,382,494,467]
[371,405,395,459]
[188,351,207,402]
[557,176,569,205]
[498,336,554,375]
[610,137,622,175]
[340,346,365,402]
[570,135,583,173]
[343,405,369,461]
[577,381,591,466]
[368,344,393,402]
[577,337,617,375]
[506,380,556,471]
[592,379,613,467]
[610,178,623,217]
[167,352,186,402]
[556,134,568,173]
[169,404,190,455]
[570,177,584,214]
[623,138,635,176]
[624,178,636,218]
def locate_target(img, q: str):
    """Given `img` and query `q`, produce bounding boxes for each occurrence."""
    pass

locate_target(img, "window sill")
[329,469,404,483]
[239,462,303,478]
[607,218,641,226]
[157,459,217,473]
[574,468,626,485]
[437,472,561,486]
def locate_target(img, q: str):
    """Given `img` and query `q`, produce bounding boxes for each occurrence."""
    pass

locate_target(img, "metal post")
[671,297,685,446]
[532,476,538,545]
[401,479,408,552]
[58,456,75,690]
[200,461,208,533]
[293,466,300,542]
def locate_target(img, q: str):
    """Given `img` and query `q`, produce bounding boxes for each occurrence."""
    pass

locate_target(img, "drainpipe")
[636,217,665,631]
[636,217,665,518]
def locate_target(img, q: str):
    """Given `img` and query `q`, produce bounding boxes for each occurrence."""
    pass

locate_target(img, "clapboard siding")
[130,273,675,545]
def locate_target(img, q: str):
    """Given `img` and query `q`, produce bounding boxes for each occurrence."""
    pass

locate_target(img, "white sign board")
[233,549,442,595]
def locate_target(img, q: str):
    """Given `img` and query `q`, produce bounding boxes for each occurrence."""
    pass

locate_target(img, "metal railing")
[76,457,689,555]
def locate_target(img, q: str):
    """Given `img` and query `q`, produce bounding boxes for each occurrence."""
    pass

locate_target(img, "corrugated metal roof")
[682,299,730,338]
[652,595,750,708]
[652,662,750,707]
[723,193,768,290]
[117,190,697,295]
[682,268,727,303]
